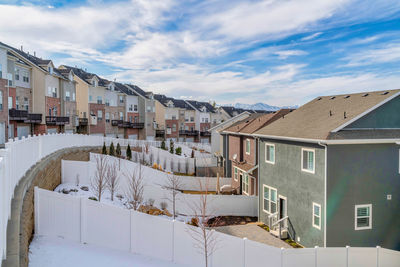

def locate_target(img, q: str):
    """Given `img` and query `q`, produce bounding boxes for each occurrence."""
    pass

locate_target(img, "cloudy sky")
[1,0,400,106]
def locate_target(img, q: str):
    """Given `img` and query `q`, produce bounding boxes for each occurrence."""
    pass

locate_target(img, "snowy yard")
[29,235,190,267]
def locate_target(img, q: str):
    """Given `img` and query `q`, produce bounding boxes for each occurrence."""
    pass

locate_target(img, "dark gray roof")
[220,106,270,117]
[126,84,149,98]
[187,100,216,113]
[114,82,138,96]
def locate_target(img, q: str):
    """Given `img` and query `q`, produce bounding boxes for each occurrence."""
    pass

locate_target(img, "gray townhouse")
[253,89,400,250]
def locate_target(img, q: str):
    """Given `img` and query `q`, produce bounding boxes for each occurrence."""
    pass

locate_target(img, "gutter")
[318,141,328,248]
[256,137,260,221]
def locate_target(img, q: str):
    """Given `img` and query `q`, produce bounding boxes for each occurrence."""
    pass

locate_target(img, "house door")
[279,196,287,227]
[239,173,243,194]
[0,122,5,144]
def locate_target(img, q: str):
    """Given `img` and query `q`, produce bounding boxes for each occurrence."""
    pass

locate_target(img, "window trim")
[265,143,275,164]
[301,148,315,174]
[242,173,249,195]
[233,167,238,181]
[355,204,372,230]
[312,202,321,230]
[245,139,251,155]
[263,184,277,215]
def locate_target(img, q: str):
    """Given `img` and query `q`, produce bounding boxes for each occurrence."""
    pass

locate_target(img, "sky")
[0,0,400,106]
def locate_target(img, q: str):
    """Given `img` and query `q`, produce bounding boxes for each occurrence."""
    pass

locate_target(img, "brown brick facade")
[166,119,179,139]
[0,79,9,141]
[45,96,61,116]
[89,103,105,134]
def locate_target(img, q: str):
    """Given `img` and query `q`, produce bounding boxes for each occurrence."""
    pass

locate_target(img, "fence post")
[243,237,247,267]
[346,245,350,267]
[281,247,284,267]
[376,246,380,267]
[34,187,39,235]
[172,219,175,263]
[315,246,318,267]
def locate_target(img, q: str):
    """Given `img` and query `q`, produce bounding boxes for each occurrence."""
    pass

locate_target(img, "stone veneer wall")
[3,146,100,267]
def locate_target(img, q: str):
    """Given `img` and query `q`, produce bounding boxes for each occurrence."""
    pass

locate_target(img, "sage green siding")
[258,139,325,247]
[344,96,400,129]
[326,144,400,250]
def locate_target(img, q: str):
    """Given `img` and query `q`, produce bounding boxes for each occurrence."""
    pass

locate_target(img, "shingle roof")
[114,82,138,96]
[60,65,94,84]
[220,106,267,117]
[224,109,293,134]
[186,100,216,113]
[254,89,400,140]
[126,84,149,98]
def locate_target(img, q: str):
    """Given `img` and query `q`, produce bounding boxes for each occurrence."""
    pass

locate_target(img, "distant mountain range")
[228,103,298,111]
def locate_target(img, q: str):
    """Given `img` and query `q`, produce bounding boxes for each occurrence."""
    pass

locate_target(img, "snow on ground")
[54,183,194,223]
[29,235,190,267]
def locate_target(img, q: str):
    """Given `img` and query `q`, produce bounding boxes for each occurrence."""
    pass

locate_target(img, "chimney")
[34,51,36,57]
[344,112,347,119]
[329,110,332,116]
[20,45,23,51]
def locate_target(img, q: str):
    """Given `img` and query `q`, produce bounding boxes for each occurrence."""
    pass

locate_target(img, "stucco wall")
[258,139,325,247]
[326,143,400,250]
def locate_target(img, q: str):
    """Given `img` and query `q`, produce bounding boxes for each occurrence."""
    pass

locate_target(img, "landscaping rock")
[80,186,89,191]
[62,188,70,194]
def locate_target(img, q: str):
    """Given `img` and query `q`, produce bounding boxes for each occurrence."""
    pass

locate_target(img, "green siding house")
[253,89,400,250]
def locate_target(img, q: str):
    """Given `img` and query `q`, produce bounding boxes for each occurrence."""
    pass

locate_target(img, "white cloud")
[301,32,323,41]
[344,43,400,66]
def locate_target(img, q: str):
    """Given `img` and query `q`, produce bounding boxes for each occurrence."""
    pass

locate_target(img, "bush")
[147,198,155,206]
[102,142,107,154]
[169,140,174,154]
[191,149,195,158]
[161,140,167,150]
[109,142,115,156]
[160,202,168,210]
[116,143,121,157]
[126,144,132,160]
[175,147,182,156]
[88,196,98,201]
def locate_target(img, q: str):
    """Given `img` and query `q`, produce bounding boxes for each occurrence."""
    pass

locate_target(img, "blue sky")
[1,0,400,106]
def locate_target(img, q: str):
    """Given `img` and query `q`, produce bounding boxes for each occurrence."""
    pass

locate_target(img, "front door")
[279,196,287,227]
[239,173,243,194]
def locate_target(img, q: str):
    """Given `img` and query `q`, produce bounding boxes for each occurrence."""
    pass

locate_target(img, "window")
[234,167,238,181]
[97,110,103,120]
[53,106,57,116]
[0,64,2,78]
[263,185,277,214]
[302,148,315,173]
[15,69,20,80]
[105,99,110,106]
[190,117,194,122]
[129,104,133,111]
[8,96,12,109]
[16,97,19,109]
[72,93,75,101]
[355,204,372,230]
[105,112,110,123]
[119,96,124,103]
[52,88,57,98]
[89,95,93,101]
[7,73,12,86]
[313,203,321,229]
[48,66,53,74]
[246,139,251,155]
[24,97,28,111]
[172,124,176,132]
[147,106,151,112]
[134,104,137,111]
[65,91,70,101]
[242,173,249,195]
[97,96,102,104]
[23,71,29,83]
[119,112,123,120]
[0,91,2,110]
[172,115,177,120]
[265,144,275,164]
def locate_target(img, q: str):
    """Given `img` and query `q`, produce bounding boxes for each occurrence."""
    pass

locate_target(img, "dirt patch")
[206,216,258,227]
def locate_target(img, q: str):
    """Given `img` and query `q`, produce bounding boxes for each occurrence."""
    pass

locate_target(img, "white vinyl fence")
[35,188,400,267]
[61,154,256,216]
[0,133,213,265]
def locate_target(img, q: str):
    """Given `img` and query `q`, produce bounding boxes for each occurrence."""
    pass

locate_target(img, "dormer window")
[69,73,73,81]
[48,66,53,74]
[92,80,97,87]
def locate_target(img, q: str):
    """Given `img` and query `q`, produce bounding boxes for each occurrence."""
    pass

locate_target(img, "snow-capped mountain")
[229,103,297,111]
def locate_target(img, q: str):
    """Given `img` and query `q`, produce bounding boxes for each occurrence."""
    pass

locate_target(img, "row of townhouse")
[220,89,400,251]
[153,94,249,143]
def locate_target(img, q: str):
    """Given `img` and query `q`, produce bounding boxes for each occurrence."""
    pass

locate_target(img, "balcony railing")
[79,118,88,126]
[9,109,28,121]
[25,113,42,124]
[46,116,70,126]
[179,130,199,136]
[200,131,211,136]
[112,120,144,129]
[156,129,165,137]
[111,120,123,127]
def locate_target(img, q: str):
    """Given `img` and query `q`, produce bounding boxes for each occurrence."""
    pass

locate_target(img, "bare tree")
[161,173,183,219]
[124,163,144,210]
[187,178,219,267]
[91,154,108,202]
[106,161,119,201]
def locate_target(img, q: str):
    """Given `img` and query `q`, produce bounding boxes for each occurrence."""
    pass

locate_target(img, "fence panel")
[316,247,346,267]
[244,238,281,267]
[283,248,316,267]
[379,248,400,267]
[131,211,174,262]
[34,187,81,242]
[173,221,204,267]
[211,231,244,267]
[348,247,377,267]
[81,198,131,252]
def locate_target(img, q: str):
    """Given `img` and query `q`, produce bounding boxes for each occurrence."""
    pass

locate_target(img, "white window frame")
[263,185,277,215]
[245,139,251,155]
[233,167,238,181]
[301,148,315,174]
[312,202,321,230]
[242,173,249,195]
[355,204,372,230]
[265,143,275,164]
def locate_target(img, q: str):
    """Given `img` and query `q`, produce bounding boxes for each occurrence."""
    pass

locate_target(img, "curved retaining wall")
[2,147,100,267]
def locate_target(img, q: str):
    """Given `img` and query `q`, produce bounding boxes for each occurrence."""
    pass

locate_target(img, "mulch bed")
[206,216,258,227]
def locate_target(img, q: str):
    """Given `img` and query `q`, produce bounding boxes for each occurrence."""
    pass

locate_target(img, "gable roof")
[126,84,151,99]
[209,111,252,132]
[186,100,216,113]
[220,106,270,117]
[254,89,400,141]
[114,82,138,96]
[224,109,293,135]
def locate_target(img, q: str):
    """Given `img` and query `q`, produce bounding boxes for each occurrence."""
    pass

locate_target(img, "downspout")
[256,137,260,220]
[319,141,327,248]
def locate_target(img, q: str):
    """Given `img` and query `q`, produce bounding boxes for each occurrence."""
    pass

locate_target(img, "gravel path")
[215,223,293,249]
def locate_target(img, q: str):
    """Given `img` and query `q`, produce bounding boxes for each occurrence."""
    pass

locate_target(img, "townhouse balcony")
[25,113,42,124]
[179,130,199,136]
[79,118,88,126]
[111,119,123,127]
[45,116,70,126]
[200,131,211,137]
[156,129,165,138]
[9,109,28,121]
